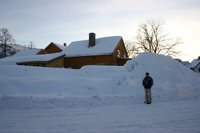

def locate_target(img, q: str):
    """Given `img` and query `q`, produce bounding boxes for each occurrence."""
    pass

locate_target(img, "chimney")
[88,32,95,47]
[63,43,67,47]
[198,56,200,60]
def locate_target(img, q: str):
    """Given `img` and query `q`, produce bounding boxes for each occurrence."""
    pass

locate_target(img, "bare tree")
[26,41,35,49]
[135,19,181,56]
[0,28,15,58]
[125,40,139,57]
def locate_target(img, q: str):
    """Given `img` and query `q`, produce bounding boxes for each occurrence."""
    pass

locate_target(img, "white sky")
[0,0,199,61]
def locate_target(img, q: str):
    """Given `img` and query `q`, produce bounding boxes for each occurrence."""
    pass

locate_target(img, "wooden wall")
[113,38,128,59]
[64,55,115,69]
[47,57,64,68]
[44,43,62,54]
[37,49,47,55]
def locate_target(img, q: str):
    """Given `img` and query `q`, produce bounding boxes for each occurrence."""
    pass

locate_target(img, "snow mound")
[0,52,199,102]
[125,52,200,100]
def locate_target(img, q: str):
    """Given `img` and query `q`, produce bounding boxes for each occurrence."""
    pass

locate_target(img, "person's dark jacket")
[142,76,153,89]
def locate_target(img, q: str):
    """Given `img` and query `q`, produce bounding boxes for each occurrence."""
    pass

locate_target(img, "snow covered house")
[190,56,200,73]
[13,42,66,56]
[64,33,130,69]
[12,42,66,67]
[3,34,130,69]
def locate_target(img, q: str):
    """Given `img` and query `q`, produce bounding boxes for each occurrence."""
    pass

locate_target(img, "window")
[117,50,121,58]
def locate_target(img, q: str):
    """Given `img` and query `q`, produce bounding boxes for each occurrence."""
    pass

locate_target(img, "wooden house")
[15,42,66,68]
[64,33,130,69]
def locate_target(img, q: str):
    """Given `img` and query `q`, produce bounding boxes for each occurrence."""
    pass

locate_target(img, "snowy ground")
[0,97,200,133]
[0,52,200,133]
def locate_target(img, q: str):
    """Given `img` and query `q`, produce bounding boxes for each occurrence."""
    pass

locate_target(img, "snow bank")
[0,52,199,101]
[125,52,200,100]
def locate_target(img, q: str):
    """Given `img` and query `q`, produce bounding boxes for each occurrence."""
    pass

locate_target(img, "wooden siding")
[117,58,131,65]
[46,57,64,68]
[113,38,128,59]
[37,49,47,55]
[44,43,63,54]
[64,55,115,69]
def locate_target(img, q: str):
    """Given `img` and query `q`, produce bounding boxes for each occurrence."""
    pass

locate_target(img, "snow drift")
[125,52,200,100]
[0,52,199,101]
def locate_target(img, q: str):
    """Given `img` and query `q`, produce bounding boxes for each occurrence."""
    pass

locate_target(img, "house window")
[117,50,121,58]
[199,68,200,72]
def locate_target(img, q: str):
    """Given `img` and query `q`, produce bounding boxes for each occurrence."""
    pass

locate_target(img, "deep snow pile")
[0,52,199,101]
[125,52,200,100]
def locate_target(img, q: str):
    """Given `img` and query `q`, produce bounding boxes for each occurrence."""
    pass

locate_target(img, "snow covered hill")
[0,52,200,133]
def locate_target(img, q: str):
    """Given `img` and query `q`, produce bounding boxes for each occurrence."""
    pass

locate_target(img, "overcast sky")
[0,0,199,61]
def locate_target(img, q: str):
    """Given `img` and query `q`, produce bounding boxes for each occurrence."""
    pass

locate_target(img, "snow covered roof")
[0,53,65,65]
[17,52,65,63]
[190,59,200,68]
[13,48,42,57]
[64,36,122,57]
[50,42,66,50]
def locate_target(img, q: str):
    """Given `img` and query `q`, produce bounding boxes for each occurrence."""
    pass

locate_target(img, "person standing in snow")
[142,72,154,104]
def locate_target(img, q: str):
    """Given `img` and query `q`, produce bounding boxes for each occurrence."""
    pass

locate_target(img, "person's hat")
[145,72,149,76]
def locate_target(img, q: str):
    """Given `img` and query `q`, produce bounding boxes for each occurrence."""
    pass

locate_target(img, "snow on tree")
[0,27,17,58]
